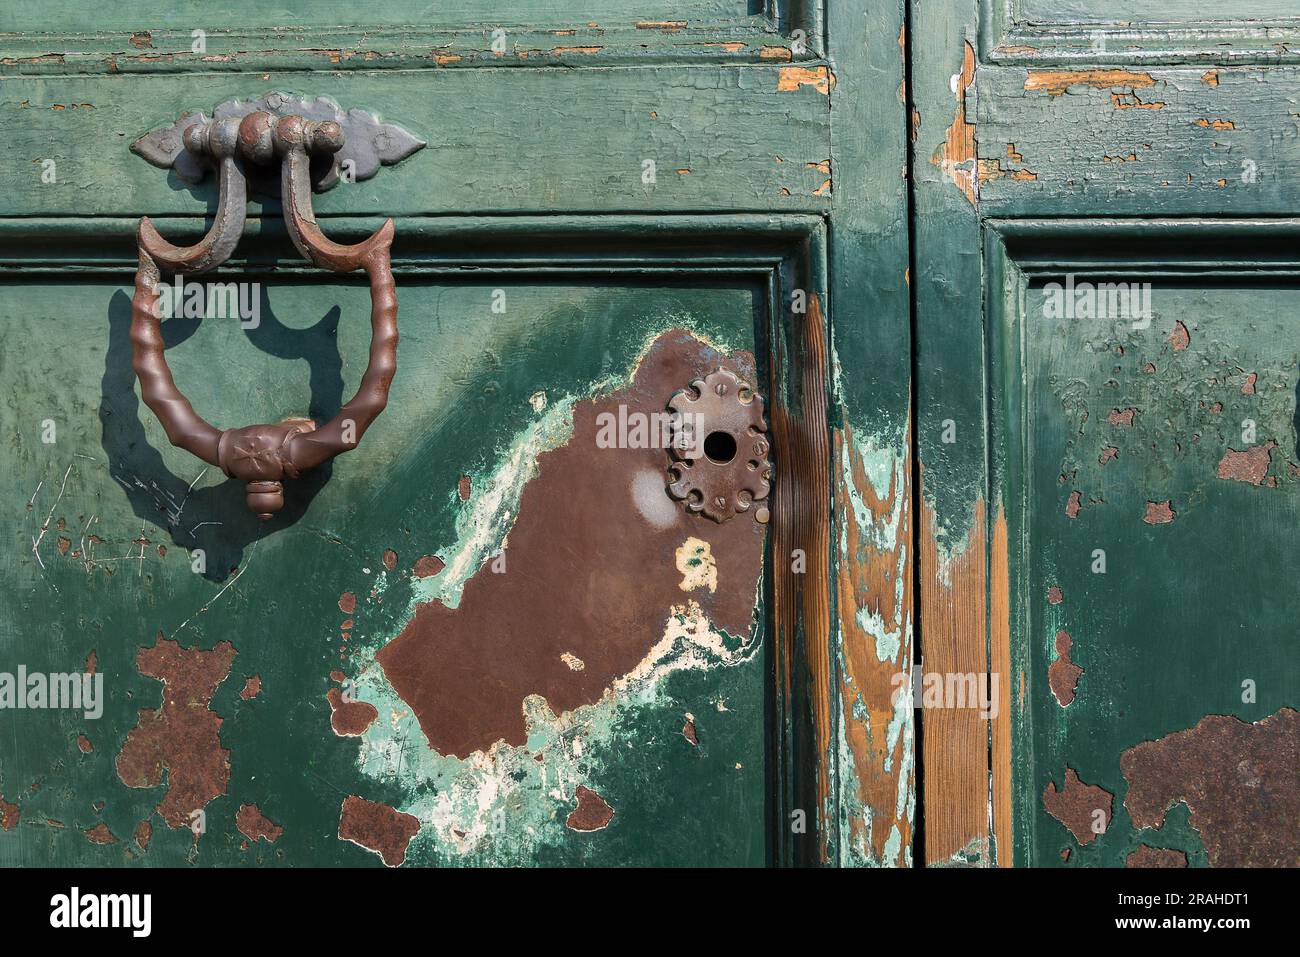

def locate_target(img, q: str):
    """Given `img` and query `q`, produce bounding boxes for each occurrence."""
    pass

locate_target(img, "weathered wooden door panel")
[0,1,917,868]
[2,243,777,865]
[991,226,1300,867]
[915,0,1300,867]
[0,206,872,865]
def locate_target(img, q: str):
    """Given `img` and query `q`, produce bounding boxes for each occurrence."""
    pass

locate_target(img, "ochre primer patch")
[376,331,767,758]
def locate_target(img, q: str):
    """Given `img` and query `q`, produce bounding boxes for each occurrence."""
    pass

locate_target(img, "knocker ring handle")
[131,110,400,519]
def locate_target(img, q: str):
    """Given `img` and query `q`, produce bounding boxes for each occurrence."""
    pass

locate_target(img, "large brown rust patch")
[115,635,236,830]
[0,794,17,831]
[1121,708,1299,867]
[376,330,767,758]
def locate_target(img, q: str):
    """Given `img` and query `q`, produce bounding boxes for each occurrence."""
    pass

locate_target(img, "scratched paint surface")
[0,277,772,865]
[1014,280,1300,866]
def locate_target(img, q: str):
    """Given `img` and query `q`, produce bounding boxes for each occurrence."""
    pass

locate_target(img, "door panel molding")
[982,0,1300,65]
[0,211,845,865]
[984,217,1300,866]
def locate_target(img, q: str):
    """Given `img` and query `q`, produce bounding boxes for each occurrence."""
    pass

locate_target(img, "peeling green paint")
[335,312,770,865]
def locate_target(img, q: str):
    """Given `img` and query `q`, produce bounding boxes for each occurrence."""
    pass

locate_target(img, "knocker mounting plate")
[132,92,425,196]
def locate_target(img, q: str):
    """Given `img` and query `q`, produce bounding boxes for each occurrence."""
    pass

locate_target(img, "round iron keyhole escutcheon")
[666,367,771,523]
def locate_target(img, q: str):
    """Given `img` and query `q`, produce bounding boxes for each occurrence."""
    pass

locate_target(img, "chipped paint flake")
[1024,70,1155,97]
[566,785,615,832]
[931,41,978,206]
[1043,767,1113,845]
[1048,630,1083,707]
[675,536,717,593]
[777,66,833,95]
[1217,441,1277,487]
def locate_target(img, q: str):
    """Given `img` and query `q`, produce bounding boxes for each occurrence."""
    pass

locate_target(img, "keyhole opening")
[703,430,737,464]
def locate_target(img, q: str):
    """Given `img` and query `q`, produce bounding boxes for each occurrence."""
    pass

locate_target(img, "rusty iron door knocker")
[129,94,424,518]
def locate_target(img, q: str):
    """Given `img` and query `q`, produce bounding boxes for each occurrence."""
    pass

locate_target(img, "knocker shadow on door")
[101,285,345,582]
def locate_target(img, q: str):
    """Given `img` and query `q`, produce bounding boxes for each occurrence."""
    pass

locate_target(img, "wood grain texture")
[770,292,834,865]
[990,505,1013,866]
[834,420,914,865]
[910,0,993,865]
[827,0,915,867]
[918,492,989,865]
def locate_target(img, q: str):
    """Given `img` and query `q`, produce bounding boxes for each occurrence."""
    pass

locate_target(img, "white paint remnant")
[841,430,910,668]
[560,652,585,672]
[882,823,903,867]
[347,576,759,861]
[616,599,753,690]
[631,468,679,529]
[407,395,577,612]
[528,391,547,412]
[857,605,903,665]
[675,536,717,593]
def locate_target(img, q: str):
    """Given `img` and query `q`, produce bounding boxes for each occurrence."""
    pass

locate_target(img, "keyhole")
[703,430,737,464]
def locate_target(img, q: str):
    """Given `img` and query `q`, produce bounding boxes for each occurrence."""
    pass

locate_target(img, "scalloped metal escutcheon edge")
[130,92,425,194]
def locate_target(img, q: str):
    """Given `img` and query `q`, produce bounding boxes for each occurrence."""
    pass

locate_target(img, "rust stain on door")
[115,635,236,831]
[376,331,767,758]
[1121,708,1299,867]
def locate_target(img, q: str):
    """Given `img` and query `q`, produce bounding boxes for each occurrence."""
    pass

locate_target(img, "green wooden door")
[913,2,1300,866]
[0,5,915,866]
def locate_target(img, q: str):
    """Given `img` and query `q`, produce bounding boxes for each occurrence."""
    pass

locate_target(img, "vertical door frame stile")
[769,227,835,866]
[984,229,1028,866]
[826,0,919,866]
[908,0,1000,865]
